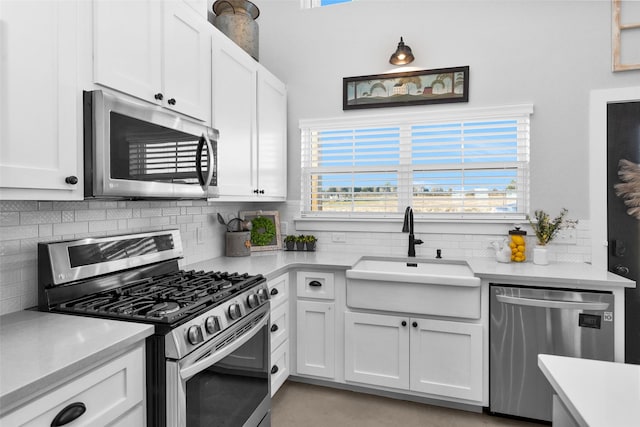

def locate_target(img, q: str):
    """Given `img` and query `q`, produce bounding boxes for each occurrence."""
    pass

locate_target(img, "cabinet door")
[271,339,290,397]
[267,272,289,310]
[270,302,289,352]
[212,29,257,198]
[410,319,483,401]
[93,0,163,105]
[0,0,81,199]
[296,300,335,379]
[256,67,287,199]
[163,0,211,121]
[0,345,145,426]
[344,312,410,389]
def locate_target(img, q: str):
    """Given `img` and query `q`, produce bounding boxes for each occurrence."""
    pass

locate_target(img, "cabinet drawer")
[270,301,289,352]
[270,340,289,397]
[296,271,335,300]
[1,345,145,427]
[268,272,289,309]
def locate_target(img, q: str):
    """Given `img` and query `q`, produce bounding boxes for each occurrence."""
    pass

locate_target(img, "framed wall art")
[343,66,469,110]
[239,210,282,251]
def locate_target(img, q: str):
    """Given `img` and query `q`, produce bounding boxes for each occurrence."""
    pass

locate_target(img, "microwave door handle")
[495,294,610,311]
[195,134,214,191]
[178,313,268,381]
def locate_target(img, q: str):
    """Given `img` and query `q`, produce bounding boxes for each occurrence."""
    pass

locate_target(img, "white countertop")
[538,354,640,427]
[0,310,154,413]
[185,251,635,290]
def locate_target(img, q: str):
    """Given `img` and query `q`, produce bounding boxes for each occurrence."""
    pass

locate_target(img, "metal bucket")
[213,0,260,60]
[225,231,252,257]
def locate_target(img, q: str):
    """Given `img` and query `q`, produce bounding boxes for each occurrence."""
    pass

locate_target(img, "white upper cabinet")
[212,28,287,201]
[257,67,287,200]
[93,0,211,122]
[212,29,257,198]
[0,0,83,200]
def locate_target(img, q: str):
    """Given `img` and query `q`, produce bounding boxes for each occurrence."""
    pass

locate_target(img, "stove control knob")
[205,316,220,334]
[228,303,242,320]
[257,288,269,301]
[247,293,260,309]
[187,325,203,345]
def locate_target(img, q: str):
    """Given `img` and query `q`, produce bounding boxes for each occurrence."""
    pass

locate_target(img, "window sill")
[294,216,529,235]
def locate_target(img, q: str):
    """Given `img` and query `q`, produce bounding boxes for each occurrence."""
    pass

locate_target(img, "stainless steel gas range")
[38,229,271,427]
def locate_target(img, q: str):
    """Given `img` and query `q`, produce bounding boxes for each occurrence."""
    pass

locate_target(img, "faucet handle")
[414,238,423,245]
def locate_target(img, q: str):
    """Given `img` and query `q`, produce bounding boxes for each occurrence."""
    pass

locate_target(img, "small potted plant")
[284,235,296,251]
[527,208,568,265]
[295,235,306,251]
[304,235,317,251]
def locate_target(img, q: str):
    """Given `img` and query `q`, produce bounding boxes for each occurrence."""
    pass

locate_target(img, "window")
[300,105,532,220]
[301,0,352,9]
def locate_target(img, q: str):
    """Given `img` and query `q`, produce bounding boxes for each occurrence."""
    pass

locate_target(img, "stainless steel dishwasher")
[489,285,614,422]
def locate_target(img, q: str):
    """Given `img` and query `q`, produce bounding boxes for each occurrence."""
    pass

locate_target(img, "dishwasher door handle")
[496,294,610,311]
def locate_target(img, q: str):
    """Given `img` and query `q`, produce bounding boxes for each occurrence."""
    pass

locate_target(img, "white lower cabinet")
[268,272,290,396]
[270,340,290,397]
[0,344,145,426]
[345,311,483,402]
[296,300,335,379]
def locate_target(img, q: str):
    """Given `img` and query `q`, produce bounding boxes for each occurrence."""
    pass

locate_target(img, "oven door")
[167,304,271,427]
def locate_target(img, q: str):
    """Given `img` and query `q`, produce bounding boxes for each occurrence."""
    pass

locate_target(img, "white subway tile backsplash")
[0,225,38,241]
[89,220,120,233]
[53,221,89,235]
[106,209,133,220]
[141,208,163,217]
[20,210,61,225]
[52,201,88,211]
[0,212,19,226]
[0,201,38,211]
[38,224,53,237]
[62,211,75,222]
[75,209,106,221]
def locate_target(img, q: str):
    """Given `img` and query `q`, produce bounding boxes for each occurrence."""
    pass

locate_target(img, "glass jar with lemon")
[508,226,527,262]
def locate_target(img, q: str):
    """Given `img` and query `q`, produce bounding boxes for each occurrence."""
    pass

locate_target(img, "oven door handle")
[178,313,268,381]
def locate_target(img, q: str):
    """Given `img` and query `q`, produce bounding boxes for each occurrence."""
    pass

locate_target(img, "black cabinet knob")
[271,365,279,374]
[401,321,407,327]
[154,93,164,100]
[65,176,78,185]
[51,402,86,426]
[253,189,259,194]
[270,288,278,296]
[259,189,265,194]
[412,321,418,328]
[271,324,279,332]
[168,98,176,105]
[308,280,322,287]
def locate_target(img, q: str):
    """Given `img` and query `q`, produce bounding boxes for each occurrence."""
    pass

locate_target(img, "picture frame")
[343,66,469,110]
[239,210,282,252]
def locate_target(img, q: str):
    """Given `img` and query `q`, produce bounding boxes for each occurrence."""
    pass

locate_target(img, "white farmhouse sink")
[346,257,480,287]
[346,256,481,319]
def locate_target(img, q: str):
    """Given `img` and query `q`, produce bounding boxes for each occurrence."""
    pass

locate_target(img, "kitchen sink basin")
[346,256,480,287]
[346,256,481,319]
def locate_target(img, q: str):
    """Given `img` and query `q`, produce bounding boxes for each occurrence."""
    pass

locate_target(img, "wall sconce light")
[389,37,415,65]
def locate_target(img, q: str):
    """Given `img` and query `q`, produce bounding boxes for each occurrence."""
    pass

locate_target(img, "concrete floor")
[272,381,547,427]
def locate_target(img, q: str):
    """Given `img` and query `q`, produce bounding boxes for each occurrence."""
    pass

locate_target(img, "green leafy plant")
[527,208,568,246]
[295,234,306,242]
[284,235,296,243]
[303,235,317,243]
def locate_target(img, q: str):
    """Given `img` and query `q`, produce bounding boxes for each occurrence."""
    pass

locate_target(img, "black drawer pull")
[401,321,407,327]
[309,280,322,287]
[270,288,278,296]
[51,402,86,426]
[412,321,418,328]
[271,324,279,332]
[271,365,279,374]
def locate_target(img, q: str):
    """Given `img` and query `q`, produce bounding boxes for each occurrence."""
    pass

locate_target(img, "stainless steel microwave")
[83,90,218,199]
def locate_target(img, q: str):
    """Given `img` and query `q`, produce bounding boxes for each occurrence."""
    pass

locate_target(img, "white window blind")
[300,105,532,220]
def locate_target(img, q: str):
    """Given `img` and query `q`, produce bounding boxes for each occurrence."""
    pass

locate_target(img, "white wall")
[254,0,639,219]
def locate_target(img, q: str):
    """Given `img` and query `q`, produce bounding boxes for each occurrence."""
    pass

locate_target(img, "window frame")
[299,104,533,222]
